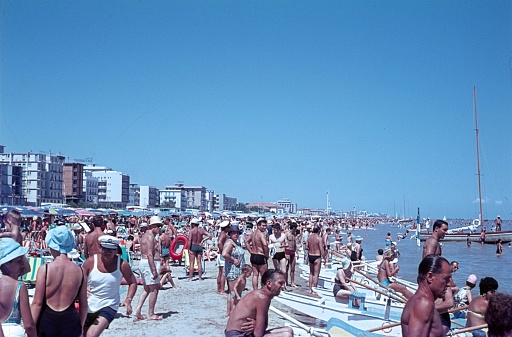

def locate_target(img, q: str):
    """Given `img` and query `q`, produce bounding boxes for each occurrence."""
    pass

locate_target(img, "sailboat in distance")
[420,87,512,244]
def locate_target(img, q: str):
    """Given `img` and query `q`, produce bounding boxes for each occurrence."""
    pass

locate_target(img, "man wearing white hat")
[216,220,231,294]
[82,235,137,337]
[134,216,163,321]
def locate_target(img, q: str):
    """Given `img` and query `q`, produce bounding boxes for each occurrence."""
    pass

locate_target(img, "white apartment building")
[0,147,65,206]
[277,198,297,214]
[139,186,159,208]
[160,186,186,211]
[84,165,130,208]
[83,171,99,204]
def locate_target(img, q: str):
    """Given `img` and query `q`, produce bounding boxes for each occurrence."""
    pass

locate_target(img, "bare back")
[84,228,103,258]
[251,230,269,257]
[422,236,442,258]
[225,288,271,333]
[306,233,323,256]
[189,226,207,246]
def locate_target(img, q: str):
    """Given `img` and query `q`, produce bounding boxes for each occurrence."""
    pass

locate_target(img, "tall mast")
[474,86,483,226]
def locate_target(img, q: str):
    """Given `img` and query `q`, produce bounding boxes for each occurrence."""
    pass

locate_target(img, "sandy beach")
[101,253,305,337]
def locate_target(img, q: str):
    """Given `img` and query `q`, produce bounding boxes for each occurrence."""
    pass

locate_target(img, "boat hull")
[419,230,512,244]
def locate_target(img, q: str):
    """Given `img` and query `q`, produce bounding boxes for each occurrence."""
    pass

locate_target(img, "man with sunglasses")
[82,235,137,337]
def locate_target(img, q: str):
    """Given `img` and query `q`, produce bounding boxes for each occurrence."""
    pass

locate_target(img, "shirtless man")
[401,255,452,337]
[422,219,448,259]
[305,226,324,294]
[158,227,171,271]
[187,218,211,281]
[133,216,162,321]
[0,209,23,244]
[284,222,298,288]
[84,216,105,259]
[216,220,231,294]
[246,218,270,290]
[224,269,293,337]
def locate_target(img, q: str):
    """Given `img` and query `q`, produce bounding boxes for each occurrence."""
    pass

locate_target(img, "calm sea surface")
[353,222,511,294]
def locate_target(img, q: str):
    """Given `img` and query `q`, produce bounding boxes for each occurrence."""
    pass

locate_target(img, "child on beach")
[232,264,252,306]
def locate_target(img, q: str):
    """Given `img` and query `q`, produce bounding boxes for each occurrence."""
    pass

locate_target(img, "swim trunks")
[161,246,170,257]
[225,330,253,337]
[190,244,203,254]
[250,254,267,266]
[85,306,117,328]
[308,255,321,264]
[139,258,161,285]
[273,251,285,261]
[284,249,295,258]
[439,312,451,329]
[231,290,243,299]
[333,283,350,297]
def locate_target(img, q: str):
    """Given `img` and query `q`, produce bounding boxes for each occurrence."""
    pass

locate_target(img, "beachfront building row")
[0,145,297,213]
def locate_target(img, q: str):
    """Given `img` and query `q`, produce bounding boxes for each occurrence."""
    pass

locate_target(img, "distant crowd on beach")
[1,210,511,337]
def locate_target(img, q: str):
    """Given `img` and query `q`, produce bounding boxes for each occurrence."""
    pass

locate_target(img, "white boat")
[274,291,403,337]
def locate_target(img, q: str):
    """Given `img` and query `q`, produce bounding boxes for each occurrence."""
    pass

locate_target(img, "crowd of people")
[1,209,511,337]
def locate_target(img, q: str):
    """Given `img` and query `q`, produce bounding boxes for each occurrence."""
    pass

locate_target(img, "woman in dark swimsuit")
[31,226,87,337]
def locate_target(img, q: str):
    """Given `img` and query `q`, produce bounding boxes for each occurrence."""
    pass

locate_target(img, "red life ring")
[170,235,189,261]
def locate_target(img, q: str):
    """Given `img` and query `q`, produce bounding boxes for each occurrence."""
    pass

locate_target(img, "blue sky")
[1,1,511,219]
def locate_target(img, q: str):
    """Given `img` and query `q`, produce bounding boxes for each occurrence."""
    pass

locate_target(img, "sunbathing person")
[377,250,414,299]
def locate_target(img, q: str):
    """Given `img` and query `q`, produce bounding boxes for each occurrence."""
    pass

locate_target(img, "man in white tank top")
[82,235,137,337]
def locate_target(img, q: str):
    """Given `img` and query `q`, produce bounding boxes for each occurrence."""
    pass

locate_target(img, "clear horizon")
[1,1,511,219]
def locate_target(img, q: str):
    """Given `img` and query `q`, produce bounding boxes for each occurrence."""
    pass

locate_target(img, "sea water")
[352,222,512,294]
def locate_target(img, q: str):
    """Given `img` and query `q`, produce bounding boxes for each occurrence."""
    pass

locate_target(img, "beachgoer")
[467,233,472,248]
[84,216,106,259]
[31,226,88,337]
[494,216,502,232]
[452,274,477,319]
[269,224,287,278]
[496,239,503,255]
[222,224,246,316]
[216,220,231,294]
[375,249,384,267]
[480,228,486,244]
[465,277,499,336]
[422,219,448,258]
[400,255,452,337]
[82,235,137,337]
[158,226,171,271]
[224,269,293,337]
[187,218,211,281]
[385,232,392,248]
[232,264,252,308]
[0,210,23,244]
[377,250,414,299]
[322,227,331,266]
[332,256,358,306]
[72,223,84,255]
[450,261,459,273]
[246,218,269,290]
[133,216,163,322]
[485,292,512,337]
[306,226,324,295]
[0,238,35,337]
[351,236,363,262]
[284,222,298,288]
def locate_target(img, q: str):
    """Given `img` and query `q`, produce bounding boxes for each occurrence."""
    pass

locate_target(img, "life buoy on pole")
[170,235,189,261]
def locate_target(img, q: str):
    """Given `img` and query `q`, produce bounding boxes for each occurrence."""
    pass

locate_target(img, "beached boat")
[274,291,403,337]
[419,230,512,244]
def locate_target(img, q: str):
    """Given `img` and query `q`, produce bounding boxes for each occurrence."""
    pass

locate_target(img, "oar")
[354,269,408,303]
[269,305,325,337]
[366,306,471,333]
[447,324,488,336]
[348,278,407,304]
[367,321,401,332]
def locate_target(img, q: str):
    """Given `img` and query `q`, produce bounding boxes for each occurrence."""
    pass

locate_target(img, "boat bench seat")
[349,291,366,309]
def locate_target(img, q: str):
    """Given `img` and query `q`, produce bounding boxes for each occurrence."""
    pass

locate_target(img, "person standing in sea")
[494,216,502,232]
